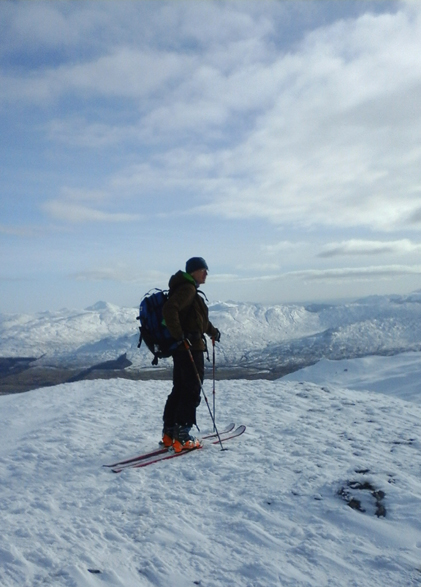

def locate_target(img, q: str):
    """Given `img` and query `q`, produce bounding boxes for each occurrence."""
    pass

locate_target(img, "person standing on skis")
[161,257,221,453]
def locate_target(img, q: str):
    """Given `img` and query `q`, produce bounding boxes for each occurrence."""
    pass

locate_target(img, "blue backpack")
[137,289,178,365]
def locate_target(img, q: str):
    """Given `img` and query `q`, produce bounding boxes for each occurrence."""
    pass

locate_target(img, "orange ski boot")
[172,425,202,453]
[161,426,174,448]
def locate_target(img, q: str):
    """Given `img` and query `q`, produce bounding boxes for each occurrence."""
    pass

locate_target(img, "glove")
[213,329,221,343]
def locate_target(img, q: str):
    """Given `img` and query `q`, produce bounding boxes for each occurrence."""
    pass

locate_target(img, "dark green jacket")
[162,271,218,351]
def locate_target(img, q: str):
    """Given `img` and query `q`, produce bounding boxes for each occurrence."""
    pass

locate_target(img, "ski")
[111,425,246,472]
[104,422,236,469]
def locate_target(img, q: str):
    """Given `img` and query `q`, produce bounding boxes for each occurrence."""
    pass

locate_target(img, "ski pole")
[183,341,226,451]
[212,337,216,431]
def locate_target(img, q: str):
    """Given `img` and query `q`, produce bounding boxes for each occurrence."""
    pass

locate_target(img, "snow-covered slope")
[1,355,421,586]
[2,293,421,384]
[283,351,421,404]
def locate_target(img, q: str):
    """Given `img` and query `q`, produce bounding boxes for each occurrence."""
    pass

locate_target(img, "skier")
[161,257,221,452]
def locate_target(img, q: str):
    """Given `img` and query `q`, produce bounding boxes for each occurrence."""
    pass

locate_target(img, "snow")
[2,292,421,373]
[2,355,421,586]
[283,351,421,404]
[2,294,421,586]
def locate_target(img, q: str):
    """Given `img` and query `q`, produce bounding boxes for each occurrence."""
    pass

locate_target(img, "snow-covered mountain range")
[2,292,421,392]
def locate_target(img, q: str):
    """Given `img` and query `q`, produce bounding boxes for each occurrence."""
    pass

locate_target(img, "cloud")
[236,262,281,272]
[42,200,137,224]
[262,241,308,254]
[0,224,41,238]
[4,2,421,235]
[0,2,80,51]
[210,263,421,285]
[0,47,189,105]
[407,206,421,226]
[40,186,142,224]
[318,239,421,258]
[287,265,421,282]
[60,48,187,99]
[73,267,168,284]
[49,2,419,235]
[46,118,135,148]
[181,5,421,231]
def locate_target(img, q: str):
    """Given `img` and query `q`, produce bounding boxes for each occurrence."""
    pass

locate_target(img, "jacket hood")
[168,270,196,290]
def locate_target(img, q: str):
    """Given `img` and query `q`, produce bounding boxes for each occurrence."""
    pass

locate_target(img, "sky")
[2,0,421,313]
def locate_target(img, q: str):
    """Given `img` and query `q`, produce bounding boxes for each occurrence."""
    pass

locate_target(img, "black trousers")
[163,350,204,428]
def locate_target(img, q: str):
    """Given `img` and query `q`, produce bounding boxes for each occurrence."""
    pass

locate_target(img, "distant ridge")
[1,292,421,393]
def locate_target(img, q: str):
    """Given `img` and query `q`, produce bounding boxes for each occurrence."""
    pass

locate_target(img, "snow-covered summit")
[2,357,421,586]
